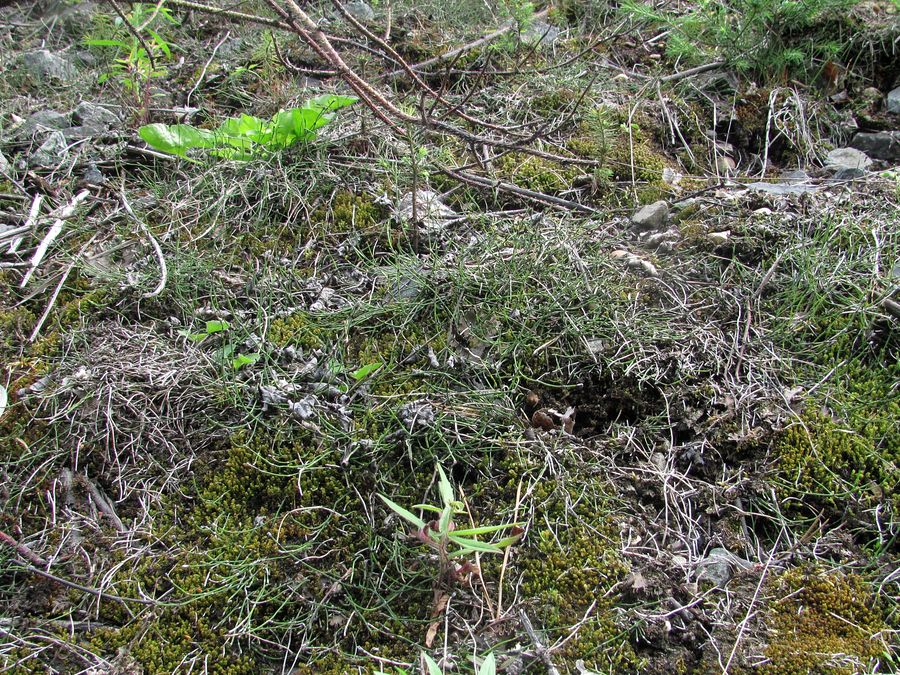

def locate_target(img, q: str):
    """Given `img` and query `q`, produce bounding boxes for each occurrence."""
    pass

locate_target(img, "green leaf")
[232,353,260,370]
[204,320,229,334]
[447,535,502,553]
[84,38,130,48]
[477,653,496,675]
[492,533,524,549]
[453,523,521,536]
[438,505,453,537]
[411,503,443,513]
[138,123,215,157]
[351,361,383,381]
[436,464,454,507]
[378,495,426,529]
[421,653,442,675]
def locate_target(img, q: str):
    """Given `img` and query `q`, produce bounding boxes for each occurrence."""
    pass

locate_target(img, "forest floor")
[1,1,899,673]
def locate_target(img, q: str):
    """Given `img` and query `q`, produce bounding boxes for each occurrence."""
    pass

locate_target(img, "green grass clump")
[762,567,887,674]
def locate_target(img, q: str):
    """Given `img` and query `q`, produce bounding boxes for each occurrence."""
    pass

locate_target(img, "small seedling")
[138,95,357,160]
[179,319,229,343]
[379,465,522,584]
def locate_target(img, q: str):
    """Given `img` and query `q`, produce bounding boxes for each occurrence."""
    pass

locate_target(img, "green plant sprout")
[138,94,358,160]
[178,320,259,370]
[375,651,497,675]
[379,465,522,584]
[85,2,177,119]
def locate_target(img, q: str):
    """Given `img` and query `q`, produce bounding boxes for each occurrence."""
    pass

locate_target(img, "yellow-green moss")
[313,190,383,231]
[267,310,327,349]
[495,153,584,195]
[762,567,887,674]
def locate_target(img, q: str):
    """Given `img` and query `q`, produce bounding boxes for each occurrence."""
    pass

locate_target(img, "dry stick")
[443,168,600,215]
[8,193,43,254]
[120,190,167,298]
[164,0,290,31]
[13,562,158,606]
[332,0,520,135]
[723,532,782,673]
[0,529,48,567]
[104,0,156,71]
[382,8,550,79]
[271,31,337,77]
[20,190,90,288]
[29,233,100,342]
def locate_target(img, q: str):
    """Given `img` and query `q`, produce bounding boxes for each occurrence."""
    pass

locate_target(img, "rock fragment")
[630,200,669,232]
[850,132,900,161]
[22,50,77,83]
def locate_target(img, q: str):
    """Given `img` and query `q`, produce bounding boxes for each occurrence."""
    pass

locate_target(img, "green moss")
[776,410,898,515]
[509,477,640,672]
[495,153,584,195]
[313,190,383,231]
[267,310,327,349]
[762,567,887,674]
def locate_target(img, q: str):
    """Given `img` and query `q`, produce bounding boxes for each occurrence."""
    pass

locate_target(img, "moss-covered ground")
[1,1,898,673]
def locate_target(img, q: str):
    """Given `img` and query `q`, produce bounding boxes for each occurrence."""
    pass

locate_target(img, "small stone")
[825,147,872,172]
[72,102,120,130]
[396,190,456,234]
[631,200,669,232]
[531,409,555,431]
[28,131,69,168]
[832,167,866,181]
[715,156,736,174]
[850,132,900,161]
[696,547,753,588]
[887,86,900,114]
[707,231,730,245]
[521,20,561,48]
[0,151,10,174]
[343,0,374,22]
[13,110,70,139]
[21,50,77,83]
[780,169,809,183]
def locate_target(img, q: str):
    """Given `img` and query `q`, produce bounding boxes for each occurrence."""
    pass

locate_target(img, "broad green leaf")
[139,123,215,157]
[351,361,383,381]
[232,353,260,370]
[205,320,229,334]
[422,653,442,675]
[436,464,454,507]
[378,495,426,529]
[448,535,502,553]
[477,653,496,675]
[187,333,208,343]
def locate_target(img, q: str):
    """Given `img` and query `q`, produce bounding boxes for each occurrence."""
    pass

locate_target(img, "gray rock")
[851,131,900,161]
[14,110,70,139]
[887,86,900,114]
[631,200,669,231]
[521,20,561,48]
[82,165,105,185]
[747,182,818,195]
[72,102,119,130]
[832,167,866,181]
[0,151,10,174]
[780,169,810,183]
[73,51,97,68]
[696,547,752,588]
[28,131,69,168]
[396,190,456,234]
[22,50,77,83]
[343,0,374,22]
[825,147,872,172]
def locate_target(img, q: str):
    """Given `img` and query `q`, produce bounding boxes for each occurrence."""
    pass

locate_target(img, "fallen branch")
[0,529,48,567]
[20,190,91,288]
[443,168,600,215]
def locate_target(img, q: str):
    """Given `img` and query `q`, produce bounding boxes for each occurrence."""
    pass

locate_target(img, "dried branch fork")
[163,0,601,212]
